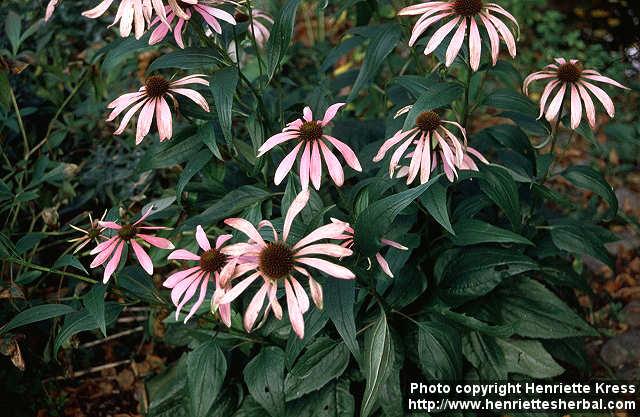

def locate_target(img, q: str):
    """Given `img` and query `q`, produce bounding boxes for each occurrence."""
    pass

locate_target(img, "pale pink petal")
[258,220,278,242]
[184,278,208,322]
[569,84,583,129]
[274,142,303,185]
[283,189,310,243]
[469,18,482,71]
[375,253,393,278]
[302,107,313,122]
[581,81,615,117]
[298,142,311,190]
[215,234,233,249]
[103,241,125,283]
[294,243,353,258]
[173,16,186,48]
[90,236,119,255]
[296,258,355,279]
[284,279,305,339]
[130,239,153,274]
[545,83,567,122]
[319,141,344,186]
[244,282,269,332]
[113,99,148,136]
[373,128,418,162]
[136,98,156,145]
[90,238,120,267]
[137,234,174,249]
[576,83,596,128]
[445,18,467,67]
[478,14,500,65]
[409,12,453,47]
[523,71,556,95]
[406,136,424,185]
[257,132,298,156]
[168,249,200,261]
[175,272,204,320]
[170,270,201,305]
[171,88,210,112]
[292,223,348,250]
[289,276,310,313]
[268,282,283,319]
[323,135,362,171]
[389,137,415,177]
[217,258,237,287]
[467,147,490,164]
[195,225,211,251]
[82,0,115,18]
[156,97,173,141]
[219,272,261,304]
[424,17,461,55]
[381,238,408,250]
[224,218,266,247]
[399,2,452,15]
[485,13,516,57]
[163,266,200,288]
[320,103,345,126]
[310,141,322,190]
[581,73,628,90]
[197,5,236,25]
[537,80,561,119]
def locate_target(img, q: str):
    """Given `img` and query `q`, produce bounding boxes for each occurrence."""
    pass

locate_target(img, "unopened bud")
[42,207,59,226]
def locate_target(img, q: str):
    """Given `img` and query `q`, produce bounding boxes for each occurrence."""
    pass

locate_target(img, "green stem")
[6,258,97,284]
[245,1,265,84]
[9,85,28,159]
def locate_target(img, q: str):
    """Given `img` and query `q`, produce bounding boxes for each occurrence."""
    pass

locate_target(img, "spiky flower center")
[557,63,582,83]
[235,12,249,23]
[145,76,171,98]
[259,242,294,280]
[199,248,228,274]
[87,228,101,239]
[416,111,442,132]
[298,121,323,142]
[453,0,483,16]
[117,224,137,240]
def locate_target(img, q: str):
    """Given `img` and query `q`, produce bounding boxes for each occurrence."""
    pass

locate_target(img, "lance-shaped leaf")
[361,309,393,417]
[186,341,227,417]
[266,0,302,80]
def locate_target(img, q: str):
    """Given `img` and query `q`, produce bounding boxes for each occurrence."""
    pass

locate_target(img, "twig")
[45,359,132,381]
[79,326,144,349]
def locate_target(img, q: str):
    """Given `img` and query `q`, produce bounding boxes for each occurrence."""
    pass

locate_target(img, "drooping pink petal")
[523,71,556,95]
[467,147,490,164]
[131,239,154,274]
[170,270,201,306]
[375,253,394,278]
[445,17,467,67]
[399,2,452,16]
[320,103,345,126]
[296,257,355,279]
[576,83,596,128]
[569,84,583,129]
[175,272,204,320]
[424,17,461,56]
[545,83,567,122]
[137,234,174,249]
[90,236,119,255]
[156,97,173,141]
[90,238,121,268]
[168,249,200,261]
[113,99,147,135]
[420,134,432,184]
[389,136,416,177]
[257,132,298,156]
[581,80,615,117]
[478,13,500,65]
[284,279,305,339]
[283,189,310,243]
[224,218,265,247]
[82,0,115,18]
[274,142,303,185]
[581,73,628,90]
[219,272,261,304]
[294,243,353,258]
[373,128,418,162]
[381,238,408,250]
[171,88,210,112]
[184,278,209,323]
[299,142,311,190]
[289,276,310,313]
[484,13,516,57]
[103,241,125,283]
[135,98,156,144]
[292,223,348,250]
[268,282,283,319]
[319,141,345,186]
[537,80,560,119]
[163,266,201,288]
[323,135,362,171]
[406,136,425,184]
[310,141,322,190]
[469,17,482,71]
[215,234,233,249]
[244,282,269,332]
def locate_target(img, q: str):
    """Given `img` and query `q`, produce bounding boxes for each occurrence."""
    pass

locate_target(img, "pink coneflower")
[68,210,107,254]
[82,0,167,39]
[523,58,629,129]
[399,0,518,71]
[330,218,408,278]
[149,1,236,48]
[373,110,488,183]
[257,103,362,190]
[45,0,60,21]
[219,190,355,339]
[89,206,174,283]
[107,74,209,144]
[163,226,237,324]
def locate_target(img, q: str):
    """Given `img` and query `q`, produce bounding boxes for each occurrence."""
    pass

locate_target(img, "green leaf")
[243,347,286,417]
[53,254,88,274]
[198,121,223,160]
[549,223,614,269]
[0,304,74,335]
[439,248,538,303]
[284,337,350,401]
[84,284,107,337]
[54,302,122,354]
[148,47,221,71]
[402,83,464,131]
[419,181,454,234]
[354,175,441,256]
[100,34,153,74]
[562,165,618,220]
[266,0,302,80]
[438,309,515,338]
[347,24,402,101]
[479,164,522,229]
[482,277,598,338]
[360,309,393,417]
[321,35,366,71]
[5,11,22,55]
[185,185,272,228]
[210,67,238,146]
[285,308,328,368]
[147,355,188,417]
[150,129,202,169]
[176,151,211,204]
[496,339,564,378]
[186,341,227,417]
[450,219,533,246]
[15,232,46,255]
[416,320,462,380]
[462,332,506,380]
[324,279,360,362]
